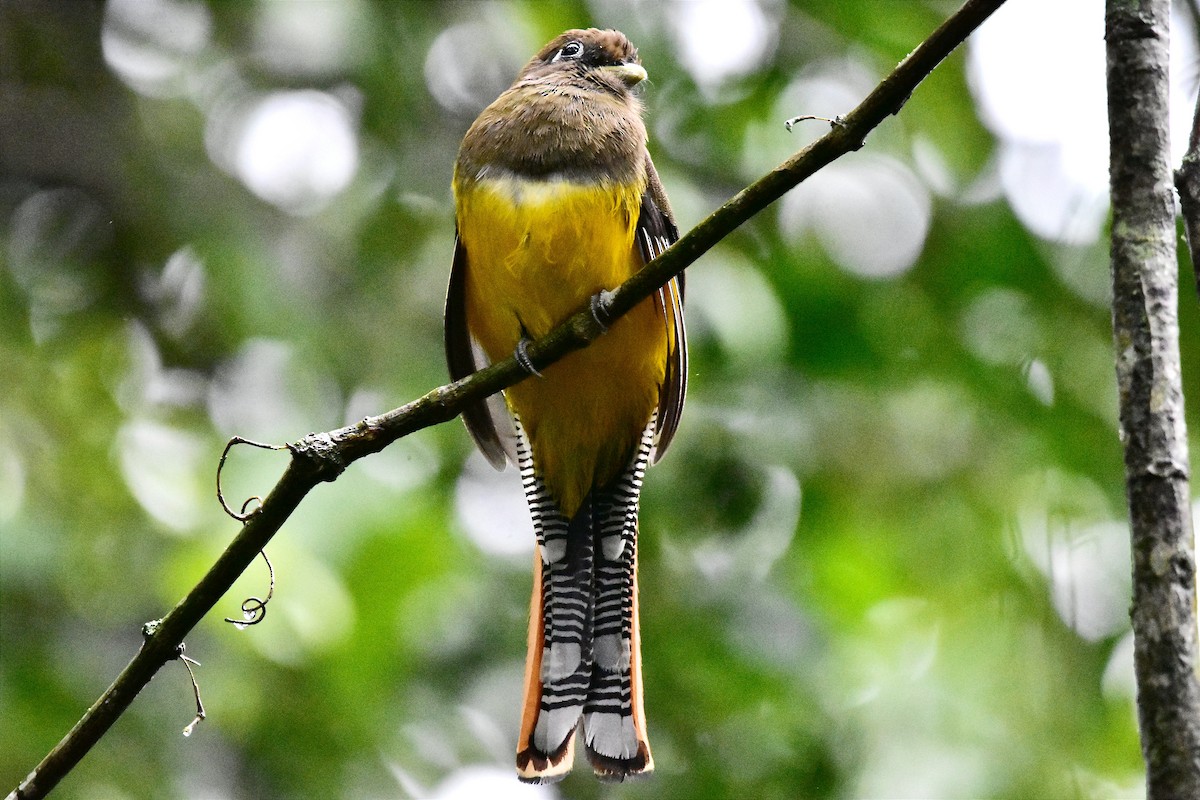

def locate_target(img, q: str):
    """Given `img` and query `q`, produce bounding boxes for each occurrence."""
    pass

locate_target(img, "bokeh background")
[3,0,1199,798]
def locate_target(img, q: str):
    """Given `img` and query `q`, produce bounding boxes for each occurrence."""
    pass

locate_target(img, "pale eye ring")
[555,41,584,61]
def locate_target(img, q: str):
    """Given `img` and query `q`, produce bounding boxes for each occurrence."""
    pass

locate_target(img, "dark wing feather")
[636,155,687,463]
[445,234,516,469]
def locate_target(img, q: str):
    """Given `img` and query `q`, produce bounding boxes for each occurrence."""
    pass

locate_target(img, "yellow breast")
[455,174,668,516]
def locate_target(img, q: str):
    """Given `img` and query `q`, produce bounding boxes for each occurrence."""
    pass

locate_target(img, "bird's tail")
[514,419,655,784]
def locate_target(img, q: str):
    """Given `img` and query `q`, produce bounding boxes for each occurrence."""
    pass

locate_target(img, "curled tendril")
[224,549,275,628]
[239,496,264,517]
[216,436,287,522]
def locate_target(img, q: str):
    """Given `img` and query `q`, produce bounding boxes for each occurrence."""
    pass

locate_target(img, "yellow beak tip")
[607,63,648,87]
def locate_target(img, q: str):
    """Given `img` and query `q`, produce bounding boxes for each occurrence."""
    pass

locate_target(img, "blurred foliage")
[1,1,1198,799]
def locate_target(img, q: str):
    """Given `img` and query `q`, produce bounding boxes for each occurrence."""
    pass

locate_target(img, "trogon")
[444,28,686,783]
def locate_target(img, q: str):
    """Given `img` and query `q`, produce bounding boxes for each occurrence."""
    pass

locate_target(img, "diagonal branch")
[5,1,1009,798]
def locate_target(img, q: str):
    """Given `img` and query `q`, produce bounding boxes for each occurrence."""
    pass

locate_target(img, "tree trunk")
[1106,2,1200,798]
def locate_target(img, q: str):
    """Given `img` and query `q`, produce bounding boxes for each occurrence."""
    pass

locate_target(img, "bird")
[444,28,686,783]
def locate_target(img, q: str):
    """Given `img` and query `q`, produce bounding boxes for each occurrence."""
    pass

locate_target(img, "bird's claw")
[590,290,614,333]
[515,338,544,378]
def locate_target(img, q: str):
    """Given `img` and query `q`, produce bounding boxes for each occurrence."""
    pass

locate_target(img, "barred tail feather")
[516,552,576,783]
[583,419,654,780]
[584,541,653,780]
[516,418,594,783]
[514,417,656,783]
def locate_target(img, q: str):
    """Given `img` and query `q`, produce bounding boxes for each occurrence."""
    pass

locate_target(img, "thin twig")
[783,114,842,131]
[177,649,205,738]
[5,2,1011,798]
[1174,74,1200,303]
[1185,0,1200,51]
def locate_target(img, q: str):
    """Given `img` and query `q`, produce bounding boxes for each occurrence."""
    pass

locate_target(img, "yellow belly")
[455,175,668,516]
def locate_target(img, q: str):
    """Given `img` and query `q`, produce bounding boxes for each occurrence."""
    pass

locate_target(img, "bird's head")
[521,28,647,94]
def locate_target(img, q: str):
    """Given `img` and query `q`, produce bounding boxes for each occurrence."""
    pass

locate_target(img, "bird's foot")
[590,290,615,333]
[515,337,544,378]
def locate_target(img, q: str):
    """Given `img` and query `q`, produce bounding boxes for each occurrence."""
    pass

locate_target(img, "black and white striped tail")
[515,417,656,784]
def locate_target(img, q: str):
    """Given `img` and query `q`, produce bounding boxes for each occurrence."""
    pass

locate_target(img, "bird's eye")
[554,41,584,61]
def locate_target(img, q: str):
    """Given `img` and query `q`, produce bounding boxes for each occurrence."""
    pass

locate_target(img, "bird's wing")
[444,234,518,469]
[636,155,687,463]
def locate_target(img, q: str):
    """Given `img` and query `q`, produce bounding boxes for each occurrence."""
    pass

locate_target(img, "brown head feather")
[455,28,648,183]
[526,28,639,74]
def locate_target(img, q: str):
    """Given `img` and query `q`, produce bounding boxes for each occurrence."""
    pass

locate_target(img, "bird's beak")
[602,62,648,87]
